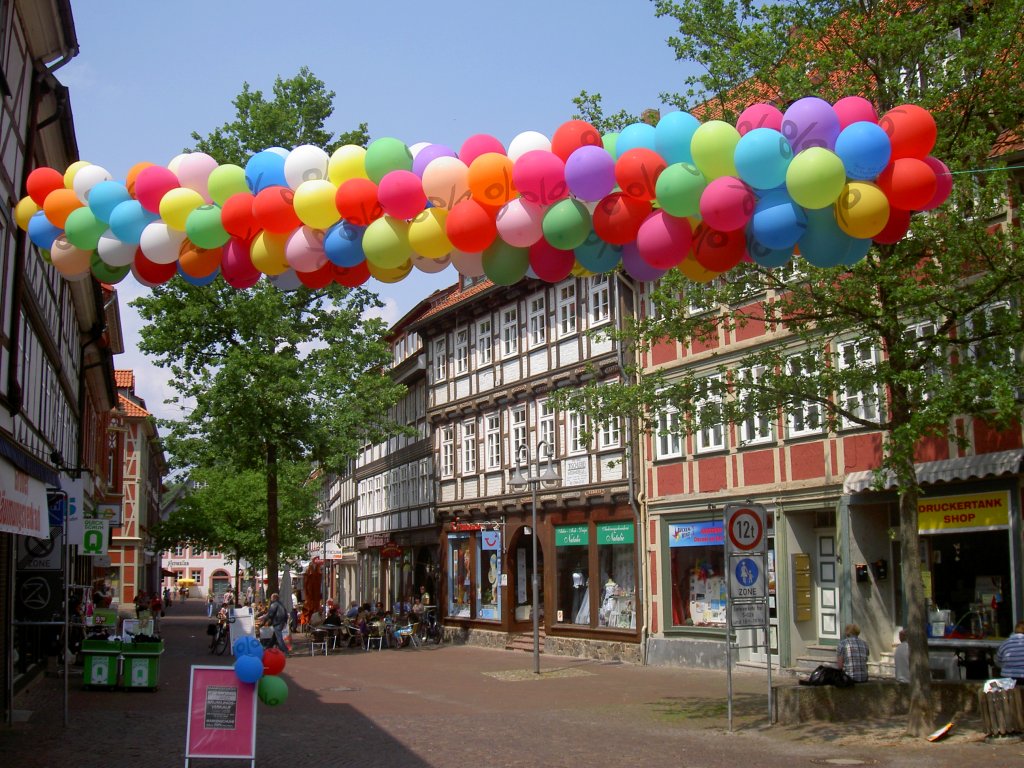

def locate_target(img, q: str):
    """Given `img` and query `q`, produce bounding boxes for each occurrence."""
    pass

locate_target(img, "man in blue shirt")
[995,621,1024,683]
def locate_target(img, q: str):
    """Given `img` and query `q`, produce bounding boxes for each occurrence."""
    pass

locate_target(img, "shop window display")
[448,534,472,617]
[554,522,637,629]
[555,525,590,624]
[597,523,636,629]
[477,530,502,620]
[668,520,726,627]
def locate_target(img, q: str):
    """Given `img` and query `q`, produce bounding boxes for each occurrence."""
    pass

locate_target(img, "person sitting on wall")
[893,628,910,683]
[995,621,1024,685]
[836,623,870,683]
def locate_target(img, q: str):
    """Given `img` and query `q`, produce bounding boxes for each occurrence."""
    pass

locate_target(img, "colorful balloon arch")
[15,96,951,291]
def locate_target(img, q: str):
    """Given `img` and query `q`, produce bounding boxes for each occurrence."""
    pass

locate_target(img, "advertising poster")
[186,666,257,762]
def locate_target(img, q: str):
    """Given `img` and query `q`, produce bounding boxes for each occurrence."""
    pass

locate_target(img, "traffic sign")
[730,601,766,628]
[730,554,766,599]
[725,504,765,553]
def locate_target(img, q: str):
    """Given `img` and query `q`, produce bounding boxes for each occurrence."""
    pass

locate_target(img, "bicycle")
[209,611,234,655]
[418,607,443,645]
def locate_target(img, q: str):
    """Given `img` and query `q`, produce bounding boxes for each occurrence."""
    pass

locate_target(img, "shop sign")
[668,520,724,547]
[364,533,389,548]
[555,525,588,546]
[481,531,502,550]
[186,666,257,762]
[597,522,634,545]
[0,461,49,538]
[81,519,109,555]
[917,490,1010,532]
[92,502,122,527]
[562,456,589,487]
[380,541,403,558]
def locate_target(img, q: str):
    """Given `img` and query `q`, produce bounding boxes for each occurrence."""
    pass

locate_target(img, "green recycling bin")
[120,640,164,690]
[82,639,121,688]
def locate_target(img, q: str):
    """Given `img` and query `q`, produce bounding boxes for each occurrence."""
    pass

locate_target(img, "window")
[668,520,726,627]
[597,522,636,628]
[695,375,725,452]
[569,411,588,454]
[476,318,492,366]
[599,415,621,450]
[454,328,469,374]
[462,420,477,474]
[433,338,447,382]
[486,413,501,469]
[737,366,773,445]
[511,406,527,460]
[537,400,555,454]
[477,530,502,620]
[447,533,472,617]
[966,301,1014,368]
[190,570,203,585]
[502,307,519,357]
[555,524,591,625]
[837,340,879,427]
[656,406,682,459]
[173,546,185,557]
[441,426,454,477]
[589,274,610,325]
[528,294,546,347]
[557,284,577,336]
[787,356,822,437]
[903,320,939,401]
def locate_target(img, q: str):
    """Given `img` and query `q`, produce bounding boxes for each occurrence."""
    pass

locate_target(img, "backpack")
[800,664,855,687]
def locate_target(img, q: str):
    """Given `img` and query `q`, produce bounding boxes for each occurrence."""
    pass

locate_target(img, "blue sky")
[59,0,696,420]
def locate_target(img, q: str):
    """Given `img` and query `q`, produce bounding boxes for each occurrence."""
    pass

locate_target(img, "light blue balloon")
[834,121,892,181]
[614,122,657,159]
[574,230,623,273]
[798,208,862,267]
[268,269,302,291]
[87,181,131,223]
[734,128,793,190]
[177,264,219,286]
[655,111,701,165]
[745,225,793,268]
[108,200,158,244]
[245,150,288,193]
[28,211,63,250]
[839,235,872,266]
[324,221,366,267]
[750,190,807,250]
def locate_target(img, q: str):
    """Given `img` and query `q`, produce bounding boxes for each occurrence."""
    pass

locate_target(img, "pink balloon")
[920,156,952,210]
[636,210,693,269]
[377,170,427,220]
[833,96,879,129]
[285,226,328,273]
[134,165,181,214]
[460,134,505,165]
[512,150,568,207]
[528,240,575,283]
[175,152,219,201]
[496,198,545,247]
[222,237,261,288]
[736,103,783,135]
[699,176,755,232]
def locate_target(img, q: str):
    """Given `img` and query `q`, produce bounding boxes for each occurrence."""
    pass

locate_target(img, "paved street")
[3,598,1022,768]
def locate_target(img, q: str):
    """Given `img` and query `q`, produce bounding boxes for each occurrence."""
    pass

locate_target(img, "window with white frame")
[511,406,527,460]
[173,545,185,557]
[787,356,822,437]
[462,420,477,474]
[476,318,492,366]
[557,283,577,336]
[433,338,447,382]
[599,415,621,450]
[502,307,519,357]
[485,413,501,469]
[454,328,469,374]
[589,274,610,325]
[903,320,939,400]
[569,411,588,454]
[695,375,725,452]
[537,399,555,454]
[737,366,773,445]
[837,339,880,427]
[440,427,454,477]
[966,301,1014,368]
[528,294,547,347]
[655,405,682,459]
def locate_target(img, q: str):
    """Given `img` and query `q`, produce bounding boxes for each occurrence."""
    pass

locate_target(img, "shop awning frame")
[843,449,1023,494]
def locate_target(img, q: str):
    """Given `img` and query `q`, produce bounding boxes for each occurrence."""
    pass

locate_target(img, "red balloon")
[336,178,383,226]
[592,192,651,245]
[445,199,498,253]
[920,156,952,211]
[220,192,259,241]
[872,208,912,245]
[252,186,301,233]
[692,223,746,272]
[26,167,65,206]
[636,211,693,269]
[551,120,603,162]
[296,262,334,289]
[878,104,936,160]
[333,260,370,287]
[262,647,286,676]
[875,158,936,211]
[528,240,575,282]
[221,237,261,288]
[133,249,176,285]
[614,148,667,201]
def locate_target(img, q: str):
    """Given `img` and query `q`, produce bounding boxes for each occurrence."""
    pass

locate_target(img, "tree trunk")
[266,441,280,597]
[233,554,241,597]
[899,480,936,737]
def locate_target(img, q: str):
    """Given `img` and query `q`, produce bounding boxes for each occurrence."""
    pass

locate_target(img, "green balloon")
[363,216,412,269]
[482,240,529,286]
[690,120,740,180]
[64,207,108,251]
[89,251,130,283]
[364,137,413,184]
[257,674,288,706]
[185,205,230,249]
[655,162,707,218]
[207,164,249,206]
[542,198,591,251]
[602,132,619,159]
[785,147,847,210]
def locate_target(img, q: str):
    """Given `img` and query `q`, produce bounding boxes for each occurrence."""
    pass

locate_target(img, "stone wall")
[773,680,980,725]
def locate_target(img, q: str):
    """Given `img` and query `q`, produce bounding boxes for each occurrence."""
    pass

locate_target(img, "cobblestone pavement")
[3,599,1023,768]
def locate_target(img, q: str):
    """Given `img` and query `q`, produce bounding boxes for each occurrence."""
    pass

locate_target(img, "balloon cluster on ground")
[231,637,288,706]
[16,96,950,289]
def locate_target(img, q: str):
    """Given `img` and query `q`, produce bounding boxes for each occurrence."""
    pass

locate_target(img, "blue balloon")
[177,264,219,286]
[268,269,302,291]
[798,208,867,267]
[734,128,793,190]
[323,221,366,267]
[834,122,891,181]
[749,190,807,250]
[245,150,288,193]
[234,654,264,684]
[232,636,264,659]
[108,200,158,244]
[614,122,658,159]
[88,181,131,223]
[655,111,701,165]
[28,211,63,250]
[745,229,793,268]
[574,230,622,273]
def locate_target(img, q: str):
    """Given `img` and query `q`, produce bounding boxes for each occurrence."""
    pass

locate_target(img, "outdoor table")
[927,637,1003,680]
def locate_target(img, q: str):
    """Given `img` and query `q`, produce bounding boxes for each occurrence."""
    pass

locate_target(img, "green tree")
[562,1,1024,736]
[136,69,406,598]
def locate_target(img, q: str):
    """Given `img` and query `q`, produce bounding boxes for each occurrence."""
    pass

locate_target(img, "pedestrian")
[163,586,172,609]
[836,623,870,682]
[245,585,254,606]
[261,593,290,655]
[893,628,910,683]
[206,593,215,618]
[134,590,147,619]
[995,621,1024,684]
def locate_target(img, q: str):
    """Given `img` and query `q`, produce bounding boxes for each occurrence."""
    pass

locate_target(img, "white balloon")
[507,131,551,162]
[97,229,137,267]
[409,142,431,159]
[284,145,330,189]
[139,221,186,264]
[450,249,484,277]
[166,153,189,174]
[72,164,113,204]
[268,269,303,291]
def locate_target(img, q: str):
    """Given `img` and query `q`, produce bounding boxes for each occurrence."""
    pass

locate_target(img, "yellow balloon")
[571,262,595,277]
[328,145,369,185]
[834,181,890,239]
[293,179,340,229]
[407,208,451,259]
[63,160,91,190]
[677,254,720,283]
[363,215,412,269]
[367,258,413,283]
[15,196,40,231]
[250,231,290,275]
[159,187,205,231]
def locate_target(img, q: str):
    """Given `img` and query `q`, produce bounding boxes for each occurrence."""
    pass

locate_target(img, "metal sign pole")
[725,538,734,733]
[62,499,70,728]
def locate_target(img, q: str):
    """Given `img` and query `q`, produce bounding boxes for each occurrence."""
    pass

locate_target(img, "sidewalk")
[2,597,1020,768]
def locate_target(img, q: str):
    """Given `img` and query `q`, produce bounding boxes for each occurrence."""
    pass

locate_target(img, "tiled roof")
[118,393,150,418]
[115,370,134,388]
[418,279,495,321]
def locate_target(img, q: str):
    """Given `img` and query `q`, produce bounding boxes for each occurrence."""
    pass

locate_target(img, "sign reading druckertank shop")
[917,490,1010,532]
[0,461,49,537]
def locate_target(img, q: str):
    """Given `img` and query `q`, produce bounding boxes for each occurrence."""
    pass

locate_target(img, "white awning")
[843,449,1023,494]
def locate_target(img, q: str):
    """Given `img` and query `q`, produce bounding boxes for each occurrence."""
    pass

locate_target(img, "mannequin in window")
[600,572,619,626]
[572,567,589,624]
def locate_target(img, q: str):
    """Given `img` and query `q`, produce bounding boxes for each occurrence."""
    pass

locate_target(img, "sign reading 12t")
[726,505,765,553]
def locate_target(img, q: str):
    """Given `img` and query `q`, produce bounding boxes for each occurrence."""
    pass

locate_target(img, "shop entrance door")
[816,532,840,642]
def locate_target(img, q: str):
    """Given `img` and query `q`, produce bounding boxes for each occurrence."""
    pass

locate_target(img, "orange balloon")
[467,153,517,207]
[178,240,223,277]
[126,162,156,198]
[43,188,84,228]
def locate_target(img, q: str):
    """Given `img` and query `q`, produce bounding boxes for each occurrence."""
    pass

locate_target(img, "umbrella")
[176,577,197,585]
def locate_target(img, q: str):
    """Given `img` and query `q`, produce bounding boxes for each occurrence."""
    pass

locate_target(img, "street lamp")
[315,514,334,610]
[510,439,560,674]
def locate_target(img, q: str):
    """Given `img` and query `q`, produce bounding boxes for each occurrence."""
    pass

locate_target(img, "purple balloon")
[564,145,616,202]
[781,97,841,154]
[412,144,457,177]
[621,241,667,282]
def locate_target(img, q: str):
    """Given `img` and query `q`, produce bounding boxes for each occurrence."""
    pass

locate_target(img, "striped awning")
[843,449,1023,494]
